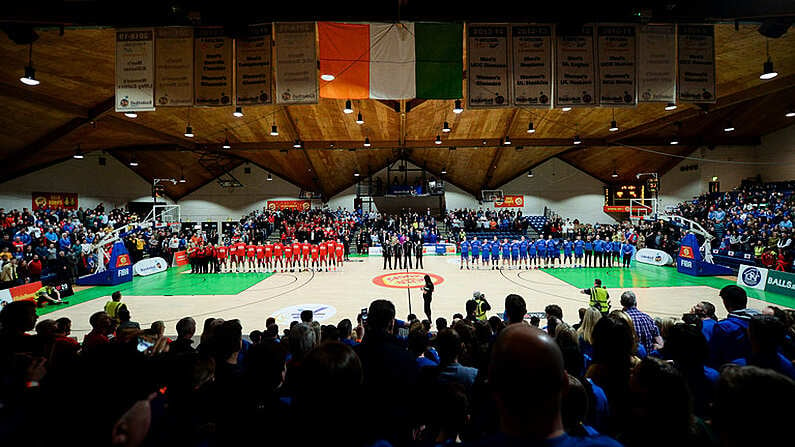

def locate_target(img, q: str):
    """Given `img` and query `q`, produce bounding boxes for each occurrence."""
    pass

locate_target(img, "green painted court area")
[37,266,271,316]
[542,263,795,309]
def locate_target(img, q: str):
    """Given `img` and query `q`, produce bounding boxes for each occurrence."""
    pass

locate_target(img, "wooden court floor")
[38,256,792,337]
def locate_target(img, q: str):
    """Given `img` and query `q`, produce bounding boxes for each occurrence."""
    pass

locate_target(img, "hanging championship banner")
[155,27,194,107]
[467,24,510,108]
[678,24,716,103]
[115,28,155,112]
[275,22,318,104]
[236,24,273,105]
[194,28,233,106]
[556,25,596,108]
[32,192,78,211]
[597,25,636,107]
[511,25,553,108]
[637,24,676,103]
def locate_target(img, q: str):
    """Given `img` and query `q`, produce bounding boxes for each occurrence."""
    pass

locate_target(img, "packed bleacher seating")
[2,285,793,446]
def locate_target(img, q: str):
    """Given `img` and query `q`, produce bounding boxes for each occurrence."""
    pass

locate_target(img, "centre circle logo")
[270,304,337,327]
[742,268,762,287]
[372,272,444,289]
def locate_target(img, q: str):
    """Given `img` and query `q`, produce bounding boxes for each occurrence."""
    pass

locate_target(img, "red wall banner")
[32,192,78,211]
[267,200,311,211]
[494,195,524,208]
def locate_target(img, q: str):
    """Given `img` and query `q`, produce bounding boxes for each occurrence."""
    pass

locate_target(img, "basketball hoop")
[481,189,505,203]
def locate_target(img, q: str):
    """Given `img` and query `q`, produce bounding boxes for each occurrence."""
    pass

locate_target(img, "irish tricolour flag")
[318,22,462,100]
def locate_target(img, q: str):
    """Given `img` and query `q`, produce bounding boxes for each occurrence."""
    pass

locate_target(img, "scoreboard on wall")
[603,184,645,212]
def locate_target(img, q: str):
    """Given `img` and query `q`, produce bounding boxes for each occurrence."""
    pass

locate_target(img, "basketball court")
[37,256,794,337]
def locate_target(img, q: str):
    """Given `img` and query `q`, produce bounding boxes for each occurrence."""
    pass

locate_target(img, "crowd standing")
[1,283,793,447]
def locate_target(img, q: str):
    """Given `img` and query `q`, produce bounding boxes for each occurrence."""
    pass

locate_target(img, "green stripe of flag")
[415,23,463,99]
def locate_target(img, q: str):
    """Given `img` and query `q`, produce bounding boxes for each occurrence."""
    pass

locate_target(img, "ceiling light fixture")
[670,137,679,145]
[222,137,231,149]
[561,106,572,112]
[724,121,735,132]
[356,112,364,125]
[293,139,302,148]
[760,39,778,80]
[19,43,40,86]
[321,73,335,81]
[129,155,139,167]
[441,166,447,174]
[527,170,533,178]
[611,169,619,178]
[73,145,84,159]
[609,120,619,132]
[786,110,795,118]
[270,125,279,136]
[266,172,273,181]
[184,125,194,138]
[527,121,535,134]
[344,100,353,114]
[435,135,442,145]
[233,106,244,117]
[179,175,187,183]
[503,136,511,145]
[453,99,464,114]
[124,112,138,119]
[442,121,451,133]
[665,102,678,111]
[363,137,371,147]
[354,169,360,177]
[573,135,582,145]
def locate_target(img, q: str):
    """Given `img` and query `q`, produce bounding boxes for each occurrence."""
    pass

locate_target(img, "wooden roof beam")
[281,106,326,198]
[481,108,519,191]
[102,115,198,148]
[0,82,90,117]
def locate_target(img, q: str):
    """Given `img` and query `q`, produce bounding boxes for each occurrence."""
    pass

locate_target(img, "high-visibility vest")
[474,299,488,321]
[105,300,125,320]
[589,287,610,313]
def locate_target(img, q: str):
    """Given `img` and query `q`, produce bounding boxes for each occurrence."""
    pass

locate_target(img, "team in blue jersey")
[458,232,636,269]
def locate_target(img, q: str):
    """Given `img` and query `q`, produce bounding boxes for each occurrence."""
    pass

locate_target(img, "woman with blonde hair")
[577,306,602,361]
[610,310,643,364]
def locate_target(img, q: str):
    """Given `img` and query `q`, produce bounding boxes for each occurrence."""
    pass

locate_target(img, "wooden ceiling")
[0,23,793,201]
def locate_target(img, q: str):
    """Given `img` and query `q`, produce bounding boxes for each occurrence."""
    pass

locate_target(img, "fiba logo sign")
[742,267,762,287]
[117,268,130,277]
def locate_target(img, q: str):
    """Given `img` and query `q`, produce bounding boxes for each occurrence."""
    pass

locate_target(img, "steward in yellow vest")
[580,279,610,315]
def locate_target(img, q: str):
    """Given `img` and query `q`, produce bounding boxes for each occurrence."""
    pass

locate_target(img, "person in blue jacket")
[545,235,558,268]
[519,236,529,269]
[471,236,481,269]
[562,238,573,267]
[501,239,511,269]
[535,238,547,268]
[491,236,500,269]
[621,241,634,267]
[574,235,585,268]
[528,236,537,268]
[460,238,470,270]
[708,285,760,367]
[611,238,622,266]
[481,239,490,268]
[593,235,604,268]
[584,236,593,268]
[510,239,520,269]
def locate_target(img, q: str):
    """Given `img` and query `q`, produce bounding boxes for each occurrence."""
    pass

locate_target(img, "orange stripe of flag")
[318,22,370,99]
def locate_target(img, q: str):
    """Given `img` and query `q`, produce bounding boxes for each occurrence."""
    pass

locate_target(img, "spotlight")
[442,121,451,133]
[129,156,139,167]
[363,137,371,147]
[453,99,464,114]
[20,65,39,86]
[222,137,231,149]
[441,166,447,174]
[611,169,619,178]
[665,102,678,111]
[354,169,360,177]
[760,59,777,80]
[435,135,442,145]
[724,122,735,132]
[561,106,572,112]
[266,172,273,181]
[503,136,511,145]
[73,148,84,159]
[356,112,364,125]
[573,135,582,145]
[270,125,279,136]
[321,73,335,81]
[344,100,353,114]
[124,112,138,119]
[527,122,535,134]
[670,138,679,145]
[184,125,194,138]
[711,176,718,181]
[609,120,619,132]
[179,175,187,183]
[233,106,244,117]
[293,139,302,148]
[527,170,534,178]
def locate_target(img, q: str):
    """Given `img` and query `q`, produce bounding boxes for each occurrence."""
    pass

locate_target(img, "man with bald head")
[465,324,621,446]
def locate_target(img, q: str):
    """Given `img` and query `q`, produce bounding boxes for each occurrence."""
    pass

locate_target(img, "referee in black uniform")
[415,240,424,269]
[382,240,392,269]
[404,239,414,269]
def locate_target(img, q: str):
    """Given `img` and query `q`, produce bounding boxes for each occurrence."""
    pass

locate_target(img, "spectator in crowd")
[503,294,527,325]
[619,291,663,353]
[709,285,760,367]
[730,314,795,379]
[690,301,718,341]
[434,328,479,389]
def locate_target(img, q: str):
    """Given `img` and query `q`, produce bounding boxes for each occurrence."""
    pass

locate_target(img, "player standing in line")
[574,235,585,268]
[528,236,537,269]
[310,243,319,271]
[236,240,247,272]
[562,238,573,267]
[545,235,557,268]
[519,236,528,269]
[481,238,490,269]
[335,240,344,272]
[284,243,294,272]
[223,242,234,273]
[216,243,228,273]
[319,239,328,271]
[535,237,547,268]
[501,239,511,270]
[593,235,604,268]
[327,240,336,271]
[489,236,498,269]
[301,240,311,271]
[255,242,265,272]
[584,236,594,268]
[510,239,520,269]
[291,240,301,271]
[264,241,273,272]
[470,237,480,269]
[273,240,284,272]
[246,242,257,272]
[460,238,470,270]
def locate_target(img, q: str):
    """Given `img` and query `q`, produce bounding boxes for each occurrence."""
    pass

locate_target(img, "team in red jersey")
[190,237,346,273]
